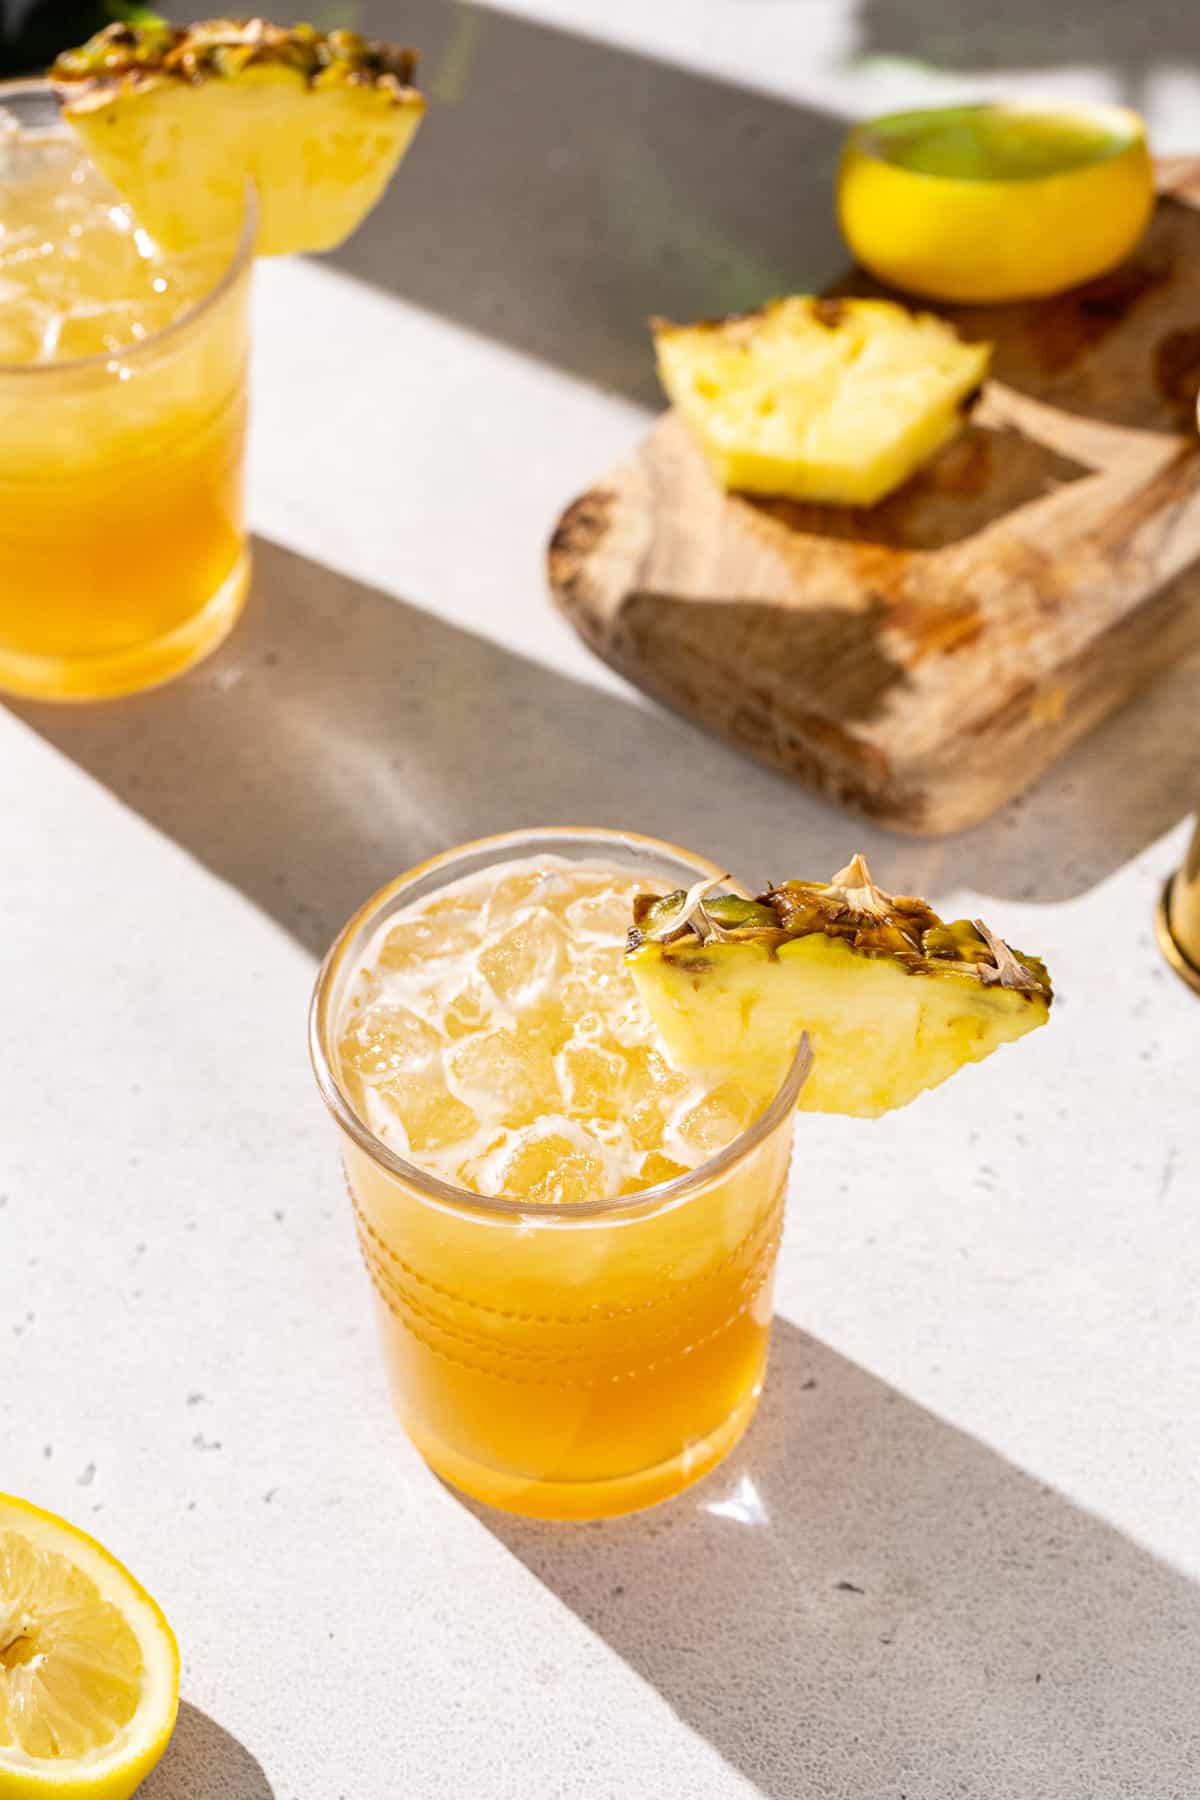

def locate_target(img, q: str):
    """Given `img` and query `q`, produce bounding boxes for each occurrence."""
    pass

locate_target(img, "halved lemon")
[838,101,1154,302]
[0,1495,179,1800]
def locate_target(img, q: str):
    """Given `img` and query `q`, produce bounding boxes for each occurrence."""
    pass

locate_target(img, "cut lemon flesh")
[0,1495,178,1800]
[838,102,1154,302]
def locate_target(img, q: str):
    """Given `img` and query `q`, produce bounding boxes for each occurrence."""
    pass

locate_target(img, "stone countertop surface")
[3,3,1199,1796]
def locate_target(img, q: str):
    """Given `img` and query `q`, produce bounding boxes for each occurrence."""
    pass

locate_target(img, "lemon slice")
[0,1495,179,1800]
[838,102,1154,302]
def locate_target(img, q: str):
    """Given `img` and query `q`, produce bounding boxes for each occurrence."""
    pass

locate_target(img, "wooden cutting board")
[549,160,1200,836]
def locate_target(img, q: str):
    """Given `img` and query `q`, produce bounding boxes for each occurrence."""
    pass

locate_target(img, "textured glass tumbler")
[0,82,253,702]
[310,829,809,1520]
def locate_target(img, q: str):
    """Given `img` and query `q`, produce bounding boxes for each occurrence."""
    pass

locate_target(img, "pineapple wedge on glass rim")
[653,297,992,507]
[625,856,1051,1119]
[50,18,424,255]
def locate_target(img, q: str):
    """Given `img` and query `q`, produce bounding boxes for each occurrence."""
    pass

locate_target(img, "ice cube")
[377,1075,478,1153]
[443,977,494,1040]
[340,1004,441,1081]
[626,1045,690,1101]
[447,1028,561,1127]
[559,944,628,1016]
[478,910,566,1002]
[451,1131,509,1195]
[518,999,574,1055]
[564,888,637,940]
[560,1041,626,1123]
[621,1046,691,1152]
[500,1127,608,1206]
[377,908,479,971]
[675,1083,756,1156]
[481,868,555,930]
[626,1097,668,1152]
[640,1151,689,1185]
[0,298,52,363]
[618,1150,689,1195]
[54,298,163,359]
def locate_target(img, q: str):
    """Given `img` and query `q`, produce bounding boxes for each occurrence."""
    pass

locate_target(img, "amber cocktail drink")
[0,83,251,702]
[311,830,809,1520]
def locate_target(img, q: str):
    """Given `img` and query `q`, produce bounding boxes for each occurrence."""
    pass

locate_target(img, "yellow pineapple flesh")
[653,297,991,507]
[51,19,424,256]
[625,856,1051,1118]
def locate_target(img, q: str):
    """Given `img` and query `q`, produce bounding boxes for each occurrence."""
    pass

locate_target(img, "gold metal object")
[1157,819,1200,995]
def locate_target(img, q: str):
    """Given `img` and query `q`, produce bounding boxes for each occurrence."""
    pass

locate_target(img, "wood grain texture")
[549,163,1200,835]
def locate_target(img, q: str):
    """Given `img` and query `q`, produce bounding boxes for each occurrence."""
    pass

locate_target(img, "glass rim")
[309,826,812,1224]
[0,77,257,380]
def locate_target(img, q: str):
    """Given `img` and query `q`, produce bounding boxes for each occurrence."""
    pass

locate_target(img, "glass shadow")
[472,1314,1200,1799]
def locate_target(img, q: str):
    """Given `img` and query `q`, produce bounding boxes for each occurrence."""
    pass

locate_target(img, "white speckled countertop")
[3,4,1199,1796]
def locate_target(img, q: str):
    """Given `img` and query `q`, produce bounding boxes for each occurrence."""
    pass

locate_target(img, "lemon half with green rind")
[838,102,1155,303]
[0,1494,179,1800]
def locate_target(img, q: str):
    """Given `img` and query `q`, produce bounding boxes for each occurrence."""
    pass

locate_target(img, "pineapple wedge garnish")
[653,297,991,507]
[626,856,1051,1118]
[51,19,424,256]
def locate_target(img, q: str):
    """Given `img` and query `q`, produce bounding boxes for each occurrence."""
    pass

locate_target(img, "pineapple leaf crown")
[627,854,1051,999]
[52,18,419,95]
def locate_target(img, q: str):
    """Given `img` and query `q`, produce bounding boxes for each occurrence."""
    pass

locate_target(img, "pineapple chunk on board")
[653,297,991,508]
[626,857,1051,1119]
[52,19,424,256]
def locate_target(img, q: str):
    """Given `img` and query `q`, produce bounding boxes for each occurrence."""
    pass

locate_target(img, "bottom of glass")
[0,547,251,702]
[407,1377,765,1522]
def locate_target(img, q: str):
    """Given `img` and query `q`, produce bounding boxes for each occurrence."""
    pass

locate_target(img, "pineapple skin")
[54,26,424,257]
[653,297,991,508]
[628,935,1049,1119]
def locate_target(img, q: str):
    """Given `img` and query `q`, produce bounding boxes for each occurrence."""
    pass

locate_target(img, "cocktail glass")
[310,828,811,1520]
[0,81,253,702]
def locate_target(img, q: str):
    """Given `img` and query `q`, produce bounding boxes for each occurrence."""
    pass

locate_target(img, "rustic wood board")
[549,161,1200,835]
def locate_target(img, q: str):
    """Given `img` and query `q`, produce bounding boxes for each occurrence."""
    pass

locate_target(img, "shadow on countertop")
[852,0,1199,108]
[8,537,1198,948]
[161,0,846,407]
[474,1316,1200,1800]
[141,1701,275,1800]
[326,0,846,407]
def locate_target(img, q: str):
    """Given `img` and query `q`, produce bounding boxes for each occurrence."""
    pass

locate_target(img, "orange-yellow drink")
[0,83,251,702]
[311,830,809,1520]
